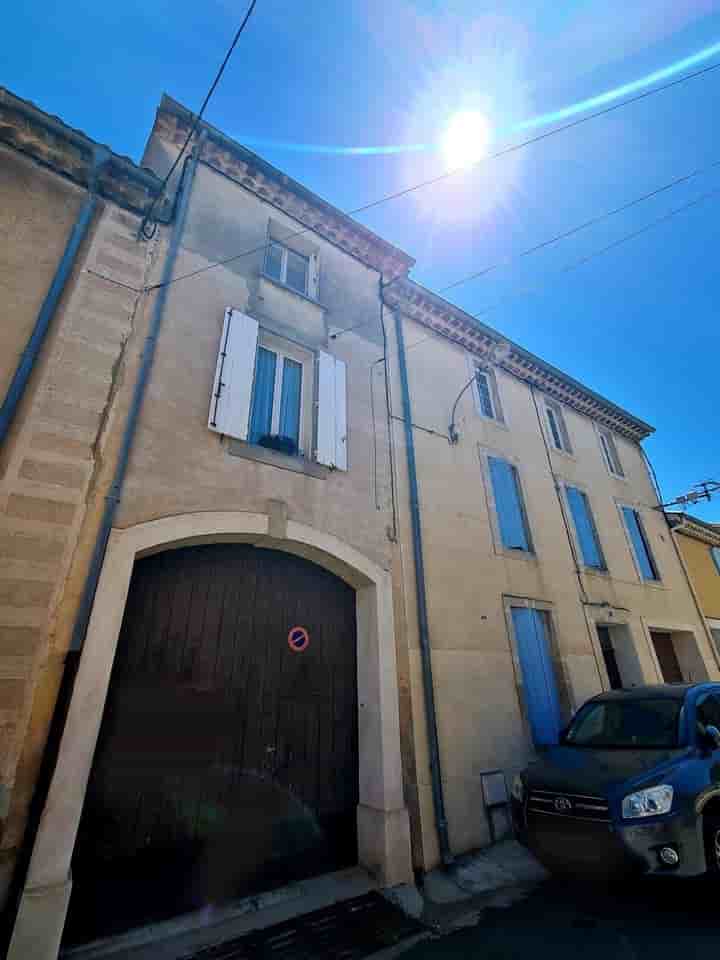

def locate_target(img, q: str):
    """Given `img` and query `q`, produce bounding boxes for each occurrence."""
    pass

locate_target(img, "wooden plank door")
[64,544,358,946]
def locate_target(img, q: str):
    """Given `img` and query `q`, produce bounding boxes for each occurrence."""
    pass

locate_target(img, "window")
[544,400,572,454]
[598,427,624,477]
[711,546,720,575]
[697,695,720,732]
[621,506,659,580]
[208,308,347,469]
[470,362,503,422]
[564,698,682,748]
[566,485,606,570]
[488,457,532,552]
[249,346,304,453]
[264,240,310,296]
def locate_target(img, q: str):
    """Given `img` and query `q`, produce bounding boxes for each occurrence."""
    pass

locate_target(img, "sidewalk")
[377,837,548,958]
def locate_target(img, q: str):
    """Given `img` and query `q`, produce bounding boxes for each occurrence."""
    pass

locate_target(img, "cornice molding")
[383,278,654,442]
[154,100,415,279]
[667,514,720,547]
[0,87,164,217]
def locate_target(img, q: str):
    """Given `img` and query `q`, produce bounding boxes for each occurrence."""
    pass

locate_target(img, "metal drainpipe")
[2,132,206,954]
[0,145,110,445]
[393,307,453,867]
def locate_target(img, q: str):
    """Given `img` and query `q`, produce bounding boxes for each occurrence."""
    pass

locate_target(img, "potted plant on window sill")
[257,434,298,456]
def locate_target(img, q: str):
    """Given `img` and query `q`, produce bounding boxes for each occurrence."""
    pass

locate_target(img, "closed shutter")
[308,252,320,300]
[316,351,347,470]
[208,308,258,441]
[489,456,530,550]
[566,486,605,569]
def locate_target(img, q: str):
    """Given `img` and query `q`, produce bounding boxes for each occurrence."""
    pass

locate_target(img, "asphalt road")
[404,874,720,960]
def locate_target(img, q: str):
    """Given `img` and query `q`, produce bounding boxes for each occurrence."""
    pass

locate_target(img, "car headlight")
[622,785,673,819]
[511,774,525,802]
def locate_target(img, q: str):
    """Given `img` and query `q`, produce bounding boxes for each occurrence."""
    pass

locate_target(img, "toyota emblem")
[554,797,572,812]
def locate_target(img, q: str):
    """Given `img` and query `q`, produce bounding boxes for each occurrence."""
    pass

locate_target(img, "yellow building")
[1,89,718,957]
[667,513,720,655]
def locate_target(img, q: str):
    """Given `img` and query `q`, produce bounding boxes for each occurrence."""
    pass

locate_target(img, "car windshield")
[564,698,682,749]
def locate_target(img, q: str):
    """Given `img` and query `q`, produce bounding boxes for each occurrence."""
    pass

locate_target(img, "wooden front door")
[64,544,358,945]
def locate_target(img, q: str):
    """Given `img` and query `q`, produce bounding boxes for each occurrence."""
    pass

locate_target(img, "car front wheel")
[704,815,720,875]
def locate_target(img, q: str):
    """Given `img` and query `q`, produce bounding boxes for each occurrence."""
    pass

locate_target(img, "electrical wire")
[138,0,259,239]
[329,156,720,340]
[437,158,720,295]
[148,57,720,291]
[393,184,720,361]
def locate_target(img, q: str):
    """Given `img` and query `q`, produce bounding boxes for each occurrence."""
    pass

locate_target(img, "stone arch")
[10,512,412,960]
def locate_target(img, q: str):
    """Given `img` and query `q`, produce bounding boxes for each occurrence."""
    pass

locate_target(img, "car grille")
[527,788,610,822]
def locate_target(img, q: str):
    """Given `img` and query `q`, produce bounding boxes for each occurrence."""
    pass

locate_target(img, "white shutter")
[208,308,258,441]
[308,252,320,300]
[316,351,347,470]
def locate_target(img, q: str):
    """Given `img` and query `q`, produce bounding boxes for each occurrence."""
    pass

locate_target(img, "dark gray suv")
[511,683,720,876]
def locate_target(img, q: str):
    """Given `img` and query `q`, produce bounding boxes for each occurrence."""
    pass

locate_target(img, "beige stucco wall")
[114,160,394,574]
[675,532,720,620]
[386,309,719,870]
[2,127,413,946]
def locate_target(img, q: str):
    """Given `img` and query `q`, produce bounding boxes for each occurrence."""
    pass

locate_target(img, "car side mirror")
[705,725,720,749]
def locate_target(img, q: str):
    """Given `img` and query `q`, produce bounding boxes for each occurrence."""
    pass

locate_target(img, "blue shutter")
[512,608,561,747]
[249,347,276,443]
[489,457,530,551]
[622,507,658,580]
[278,357,302,448]
[711,547,720,575]
[567,486,605,569]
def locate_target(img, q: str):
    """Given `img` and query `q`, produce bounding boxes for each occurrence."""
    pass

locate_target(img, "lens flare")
[441,111,493,169]
[234,40,720,156]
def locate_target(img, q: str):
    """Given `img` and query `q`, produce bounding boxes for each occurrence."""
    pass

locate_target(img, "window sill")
[259,272,326,312]
[582,566,611,579]
[226,437,329,479]
[478,414,509,432]
[495,546,538,563]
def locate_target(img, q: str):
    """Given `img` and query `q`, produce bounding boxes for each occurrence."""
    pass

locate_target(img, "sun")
[441,110,492,169]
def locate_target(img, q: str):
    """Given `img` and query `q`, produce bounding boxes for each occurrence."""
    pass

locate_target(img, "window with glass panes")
[621,506,659,580]
[249,346,304,453]
[264,240,309,296]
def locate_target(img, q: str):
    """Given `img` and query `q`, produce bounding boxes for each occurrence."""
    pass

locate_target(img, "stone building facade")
[1,89,718,958]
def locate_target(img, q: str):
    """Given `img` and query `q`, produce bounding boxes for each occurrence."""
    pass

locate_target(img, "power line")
[396,185,720,360]
[330,156,720,341]
[139,0,259,239]
[437,159,720,295]
[149,56,720,291]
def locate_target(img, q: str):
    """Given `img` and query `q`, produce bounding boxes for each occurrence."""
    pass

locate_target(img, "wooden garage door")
[64,544,358,945]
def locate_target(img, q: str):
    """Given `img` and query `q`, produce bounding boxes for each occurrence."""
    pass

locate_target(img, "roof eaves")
[391,276,654,439]
[157,94,415,272]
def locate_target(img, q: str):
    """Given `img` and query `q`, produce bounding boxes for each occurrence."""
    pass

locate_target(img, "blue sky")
[5,0,720,518]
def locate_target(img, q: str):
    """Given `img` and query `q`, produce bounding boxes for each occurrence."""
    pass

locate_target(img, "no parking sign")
[287,626,310,653]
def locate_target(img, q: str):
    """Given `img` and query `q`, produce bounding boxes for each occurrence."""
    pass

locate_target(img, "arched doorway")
[64,543,358,945]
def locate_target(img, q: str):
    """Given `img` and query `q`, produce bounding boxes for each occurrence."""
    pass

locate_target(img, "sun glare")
[441,110,492,169]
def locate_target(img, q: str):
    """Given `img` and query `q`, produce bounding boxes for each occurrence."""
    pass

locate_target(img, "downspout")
[392,307,453,867]
[4,132,206,954]
[0,145,110,445]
